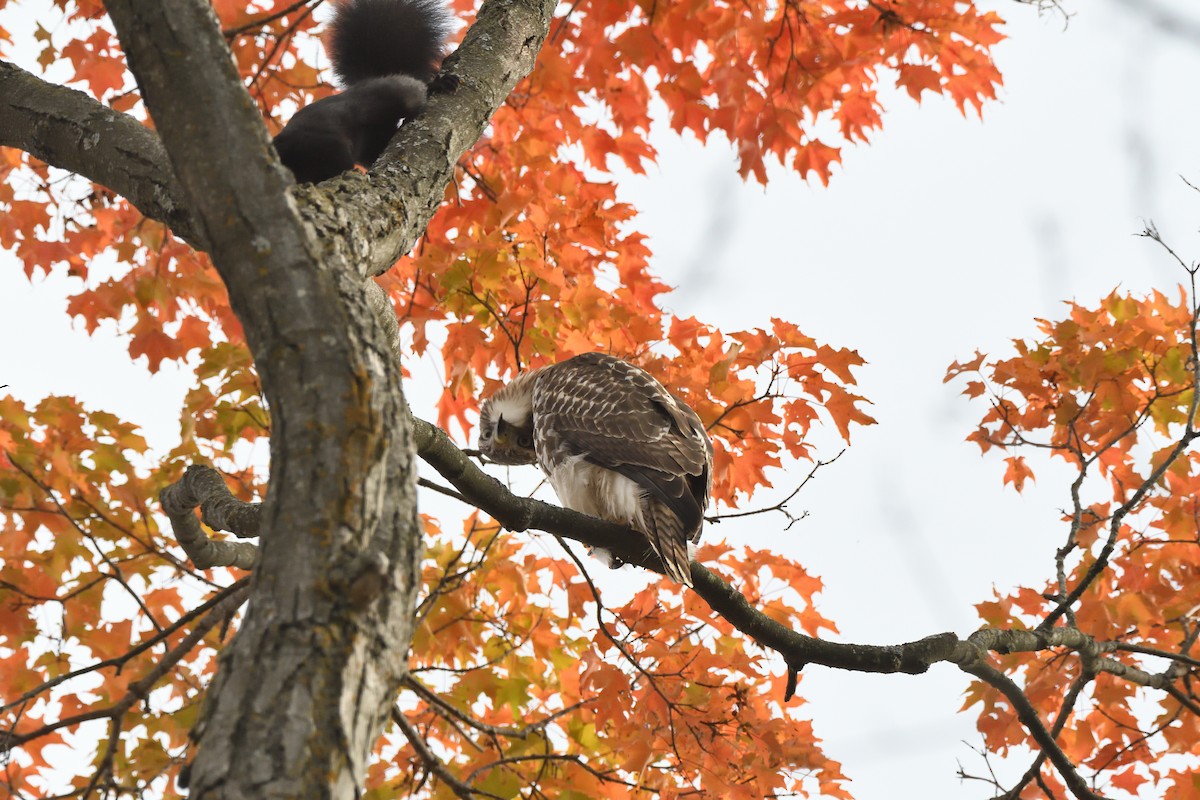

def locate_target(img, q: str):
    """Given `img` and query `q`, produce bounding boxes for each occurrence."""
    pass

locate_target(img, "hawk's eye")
[517,433,534,449]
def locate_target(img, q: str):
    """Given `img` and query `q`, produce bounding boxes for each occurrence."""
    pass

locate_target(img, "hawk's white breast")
[546,455,647,530]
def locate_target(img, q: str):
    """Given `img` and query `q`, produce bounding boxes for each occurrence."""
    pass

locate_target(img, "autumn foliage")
[948,274,1200,799]
[3,0,1199,799]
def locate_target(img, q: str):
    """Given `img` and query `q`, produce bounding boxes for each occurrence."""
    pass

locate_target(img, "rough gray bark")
[160,465,261,570]
[101,1,423,796]
[2,0,559,797]
[294,0,559,280]
[0,60,204,246]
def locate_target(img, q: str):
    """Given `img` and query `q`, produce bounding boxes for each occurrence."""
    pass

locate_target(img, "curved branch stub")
[159,464,260,570]
[783,667,802,701]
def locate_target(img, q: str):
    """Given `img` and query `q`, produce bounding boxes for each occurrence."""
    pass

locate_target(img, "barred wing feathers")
[532,353,713,585]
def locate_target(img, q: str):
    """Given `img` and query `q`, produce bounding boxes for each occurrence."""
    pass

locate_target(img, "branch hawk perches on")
[478,352,714,586]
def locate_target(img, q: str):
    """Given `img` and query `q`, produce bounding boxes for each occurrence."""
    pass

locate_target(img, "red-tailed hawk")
[477,352,713,586]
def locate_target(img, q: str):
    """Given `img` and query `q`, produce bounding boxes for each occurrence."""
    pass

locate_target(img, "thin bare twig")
[1,583,248,756]
[1,578,250,715]
[391,707,505,800]
[707,449,843,528]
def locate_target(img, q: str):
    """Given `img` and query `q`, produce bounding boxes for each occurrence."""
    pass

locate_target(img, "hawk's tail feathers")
[646,503,694,588]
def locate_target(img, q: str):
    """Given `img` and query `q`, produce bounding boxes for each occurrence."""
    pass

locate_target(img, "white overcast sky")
[610,1,1200,796]
[4,0,1200,797]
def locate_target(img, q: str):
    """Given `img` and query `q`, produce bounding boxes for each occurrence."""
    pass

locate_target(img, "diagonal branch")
[391,707,506,800]
[289,0,560,280]
[404,674,591,751]
[993,672,1092,800]
[0,582,248,754]
[411,415,964,674]
[0,578,250,716]
[959,660,1106,800]
[0,60,204,246]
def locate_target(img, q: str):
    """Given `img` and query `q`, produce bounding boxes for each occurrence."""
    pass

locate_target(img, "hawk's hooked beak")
[493,418,510,446]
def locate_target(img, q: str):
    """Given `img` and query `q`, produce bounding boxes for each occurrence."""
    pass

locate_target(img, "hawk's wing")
[532,352,712,536]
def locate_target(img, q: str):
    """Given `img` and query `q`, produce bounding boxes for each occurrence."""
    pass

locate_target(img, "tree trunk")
[0,0,557,793]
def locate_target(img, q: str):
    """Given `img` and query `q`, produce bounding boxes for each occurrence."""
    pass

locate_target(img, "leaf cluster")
[948,267,1200,798]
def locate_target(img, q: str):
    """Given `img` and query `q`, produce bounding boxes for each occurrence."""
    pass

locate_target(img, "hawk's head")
[478,371,539,466]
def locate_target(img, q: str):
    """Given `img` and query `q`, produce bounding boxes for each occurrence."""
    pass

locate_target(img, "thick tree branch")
[409,413,1200,701]
[0,60,205,246]
[958,660,1107,800]
[288,0,560,280]
[1,0,557,285]
[159,465,261,569]
[410,416,965,672]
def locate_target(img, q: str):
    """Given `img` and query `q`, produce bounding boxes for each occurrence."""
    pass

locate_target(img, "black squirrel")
[273,0,454,184]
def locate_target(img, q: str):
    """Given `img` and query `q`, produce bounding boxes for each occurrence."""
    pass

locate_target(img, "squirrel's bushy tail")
[328,0,452,86]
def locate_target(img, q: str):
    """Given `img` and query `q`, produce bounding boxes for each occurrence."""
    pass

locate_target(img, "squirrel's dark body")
[273,0,452,183]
